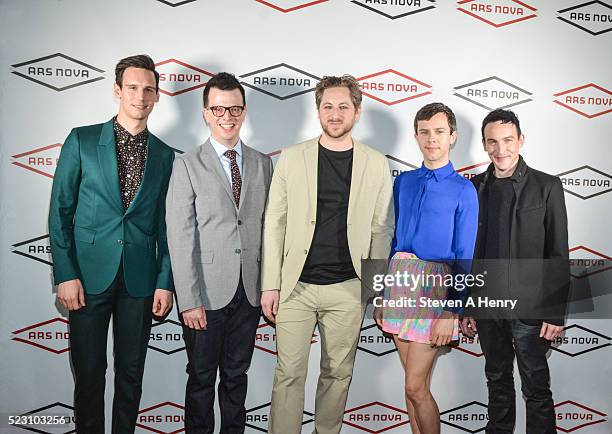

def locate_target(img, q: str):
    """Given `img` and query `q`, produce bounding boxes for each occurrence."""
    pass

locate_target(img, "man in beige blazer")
[261,75,394,434]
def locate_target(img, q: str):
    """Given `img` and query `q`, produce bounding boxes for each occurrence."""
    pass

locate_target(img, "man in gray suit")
[166,72,273,433]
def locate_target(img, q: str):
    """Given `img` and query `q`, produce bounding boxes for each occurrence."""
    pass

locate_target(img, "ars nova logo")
[357,70,432,106]
[454,330,484,357]
[155,59,213,97]
[351,0,436,20]
[558,1,612,36]
[457,0,537,27]
[386,155,419,178]
[552,324,611,357]
[358,318,397,357]
[555,400,608,432]
[246,402,314,432]
[148,319,185,355]
[136,402,185,433]
[11,234,52,266]
[12,318,70,354]
[240,64,320,100]
[553,84,612,119]
[440,401,488,433]
[343,402,410,433]
[254,0,328,13]
[12,143,62,179]
[454,76,532,111]
[569,246,612,279]
[11,53,104,91]
[255,318,318,355]
[14,402,76,433]
[557,166,612,199]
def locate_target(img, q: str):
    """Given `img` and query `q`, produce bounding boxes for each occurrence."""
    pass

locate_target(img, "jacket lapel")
[97,119,124,214]
[202,140,236,207]
[303,139,319,220]
[125,132,161,215]
[347,140,367,224]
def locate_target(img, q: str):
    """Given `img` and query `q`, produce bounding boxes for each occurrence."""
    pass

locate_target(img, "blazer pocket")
[74,226,95,244]
[200,251,214,264]
[517,205,544,214]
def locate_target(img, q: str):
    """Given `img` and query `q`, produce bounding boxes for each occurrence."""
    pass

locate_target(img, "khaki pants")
[269,278,365,434]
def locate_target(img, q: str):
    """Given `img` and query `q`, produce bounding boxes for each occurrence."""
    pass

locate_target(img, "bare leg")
[395,337,440,434]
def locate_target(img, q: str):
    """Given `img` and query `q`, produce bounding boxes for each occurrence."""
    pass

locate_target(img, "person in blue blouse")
[375,103,478,434]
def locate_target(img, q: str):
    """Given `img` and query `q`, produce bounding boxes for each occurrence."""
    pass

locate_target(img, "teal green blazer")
[49,118,175,296]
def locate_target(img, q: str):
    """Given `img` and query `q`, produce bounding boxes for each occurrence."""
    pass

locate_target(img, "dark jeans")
[183,280,261,434]
[69,267,153,434]
[477,318,556,434]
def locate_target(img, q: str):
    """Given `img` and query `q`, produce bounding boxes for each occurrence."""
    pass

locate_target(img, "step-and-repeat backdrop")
[1,1,611,432]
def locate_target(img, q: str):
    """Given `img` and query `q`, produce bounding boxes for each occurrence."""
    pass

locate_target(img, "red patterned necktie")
[224,149,241,207]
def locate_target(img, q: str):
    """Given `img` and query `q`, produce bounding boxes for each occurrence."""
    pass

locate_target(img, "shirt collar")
[113,116,148,144]
[210,136,242,159]
[418,161,455,181]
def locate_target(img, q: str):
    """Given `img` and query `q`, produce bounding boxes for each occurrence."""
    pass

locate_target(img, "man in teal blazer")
[48,55,175,433]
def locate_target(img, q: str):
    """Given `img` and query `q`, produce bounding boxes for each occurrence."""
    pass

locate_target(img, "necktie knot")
[224,149,237,161]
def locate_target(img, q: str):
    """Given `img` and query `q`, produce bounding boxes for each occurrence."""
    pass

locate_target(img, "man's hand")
[540,322,564,341]
[430,311,457,347]
[57,279,85,311]
[461,316,478,338]
[261,290,280,323]
[152,289,173,317]
[373,306,383,328]
[182,306,207,330]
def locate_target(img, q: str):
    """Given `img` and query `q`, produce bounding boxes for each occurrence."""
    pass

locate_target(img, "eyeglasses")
[207,106,245,117]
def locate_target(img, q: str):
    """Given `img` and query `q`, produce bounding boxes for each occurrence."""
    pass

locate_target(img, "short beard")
[321,121,354,139]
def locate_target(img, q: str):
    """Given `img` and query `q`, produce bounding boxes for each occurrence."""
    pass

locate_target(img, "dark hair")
[481,109,522,139]
[413,102,457,133]
[202,72,246,108]
[315,75,362,109]
[115,54,159,91]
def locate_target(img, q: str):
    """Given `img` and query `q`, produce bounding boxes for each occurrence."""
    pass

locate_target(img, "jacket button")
[304,249,308,254]
[235,248,241,254]
[117,239,123,245]
[311,220,315,225]
[237,220,242,225]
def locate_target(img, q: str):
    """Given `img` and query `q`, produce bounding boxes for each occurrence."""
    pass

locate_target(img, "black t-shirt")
[484,176,515,260]
[299,144,358,285]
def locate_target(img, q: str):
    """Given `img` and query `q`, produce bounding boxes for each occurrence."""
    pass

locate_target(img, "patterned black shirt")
[113,117,148,209]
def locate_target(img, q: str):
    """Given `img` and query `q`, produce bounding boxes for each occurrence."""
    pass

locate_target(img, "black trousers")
[69,266,153,434]
[477,318,556,434]
[182,280,261,434]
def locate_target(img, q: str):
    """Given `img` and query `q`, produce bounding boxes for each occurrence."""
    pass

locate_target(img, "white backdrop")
[1,0,611,433]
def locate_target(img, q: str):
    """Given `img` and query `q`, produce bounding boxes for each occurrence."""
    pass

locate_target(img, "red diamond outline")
[255,0,328,13]
[136,401,186,434]
[569,246,612,279]
[454,332,485,357]
[554,400,607,432]
[457,0,538,28]
[155,58,214,97]
[11,143,62,179]
[357,69,432,106]
[553,83,612,119]
[343,401,410,433]
[12,317,70,354]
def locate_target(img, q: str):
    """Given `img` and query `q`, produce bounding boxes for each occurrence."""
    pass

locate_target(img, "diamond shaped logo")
[554,84,612,118]
[569,246,612,279]
[155,0,198,6]
[454,76,532,111]
[11,53,105,91]
[440,401,489,433]
[12,318,70,354]
[551,324,612,357]
[254,0,328,13]
[555,400,607,432]
[155,59,214,96]
[357,319,397,357]
[13,402,76,433]
[386,155,419,179]
[453,330,484,357]
[357,70,432,106]
[254,317,318,355]
[343,402,409,433]
[351,0,436,19]
[11,234,52,266]
[246,402,314,432]
[148,320,185,355]
[457,161,490,180]
[558,1,612,36]
[12,143,62,179]
[240,64,320,100]
[136,402,185,433]
[457,0,537,27]
[557,166,612,199]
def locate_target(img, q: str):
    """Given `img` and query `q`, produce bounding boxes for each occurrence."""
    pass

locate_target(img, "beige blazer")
[261,137,394,302]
